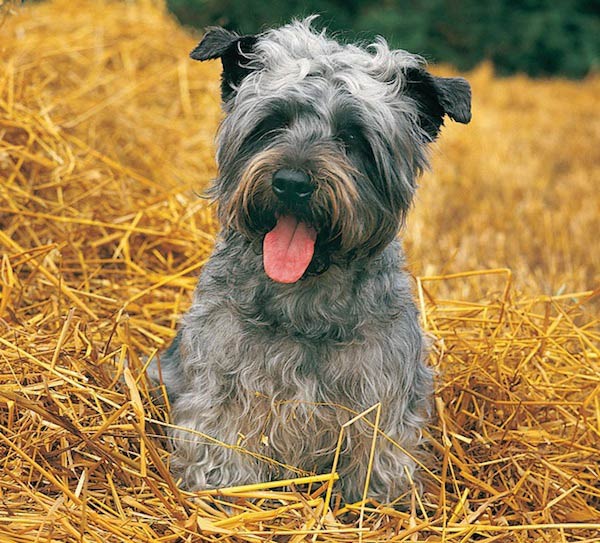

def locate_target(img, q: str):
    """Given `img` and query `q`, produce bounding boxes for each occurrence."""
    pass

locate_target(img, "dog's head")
[191,19,471,283]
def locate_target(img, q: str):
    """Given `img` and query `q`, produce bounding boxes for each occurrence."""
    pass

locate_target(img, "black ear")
[190,27,258,101]
[404,68,472,141]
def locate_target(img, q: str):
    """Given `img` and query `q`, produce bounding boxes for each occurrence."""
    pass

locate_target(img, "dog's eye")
[252,113,289,140]
[239,111,292,154]
[336,126,365,150]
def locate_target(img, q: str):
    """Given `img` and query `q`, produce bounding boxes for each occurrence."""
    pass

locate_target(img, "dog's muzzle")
[272,169,314,204]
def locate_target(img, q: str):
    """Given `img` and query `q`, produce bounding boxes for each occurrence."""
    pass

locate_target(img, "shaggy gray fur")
[150,18,471,504]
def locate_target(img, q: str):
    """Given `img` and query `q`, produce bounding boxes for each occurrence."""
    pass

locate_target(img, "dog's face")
[191,20,471,283]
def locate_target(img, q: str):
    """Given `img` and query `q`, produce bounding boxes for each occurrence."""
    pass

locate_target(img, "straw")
[1,1,598,541]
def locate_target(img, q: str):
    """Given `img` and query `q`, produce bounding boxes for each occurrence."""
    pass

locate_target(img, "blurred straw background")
[0,0,598,541]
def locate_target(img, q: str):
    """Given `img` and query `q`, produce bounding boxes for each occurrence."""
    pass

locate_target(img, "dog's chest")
[224,277,387,406]
[229,321,381,409]
[231,356,354,467]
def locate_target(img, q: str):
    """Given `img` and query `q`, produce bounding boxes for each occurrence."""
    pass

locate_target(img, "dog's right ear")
[190,27,258,102]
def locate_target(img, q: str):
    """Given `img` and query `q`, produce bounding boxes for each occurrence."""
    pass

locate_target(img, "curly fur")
[149,18,471,503]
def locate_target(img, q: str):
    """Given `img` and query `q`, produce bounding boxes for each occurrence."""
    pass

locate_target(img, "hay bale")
[0,1,598,541]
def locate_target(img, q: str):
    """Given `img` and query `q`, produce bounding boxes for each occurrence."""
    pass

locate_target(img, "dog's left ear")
[404,68,472,141]
[190,27,258,101]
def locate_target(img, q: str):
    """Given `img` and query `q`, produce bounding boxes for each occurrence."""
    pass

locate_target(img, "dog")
[150,18,471,504]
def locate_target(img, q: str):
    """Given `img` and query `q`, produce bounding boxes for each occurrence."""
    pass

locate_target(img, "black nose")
[272,169,314,203]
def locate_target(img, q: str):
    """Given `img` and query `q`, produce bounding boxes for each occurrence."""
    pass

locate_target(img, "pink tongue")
[263,215,317,283]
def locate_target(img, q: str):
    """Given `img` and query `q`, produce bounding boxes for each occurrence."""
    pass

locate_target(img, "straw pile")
[0,1,598,541]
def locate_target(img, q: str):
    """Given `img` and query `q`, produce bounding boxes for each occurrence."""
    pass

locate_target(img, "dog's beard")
[218,148,319,283]
[219,146,400,282]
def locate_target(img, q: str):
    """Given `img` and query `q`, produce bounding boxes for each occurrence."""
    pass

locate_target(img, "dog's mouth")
[263,215,317,283]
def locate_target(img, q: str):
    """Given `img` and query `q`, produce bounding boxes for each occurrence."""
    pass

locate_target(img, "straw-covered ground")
[0,0,598,541]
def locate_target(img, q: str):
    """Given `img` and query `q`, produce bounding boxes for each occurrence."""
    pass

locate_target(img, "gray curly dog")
[149,18,471,504]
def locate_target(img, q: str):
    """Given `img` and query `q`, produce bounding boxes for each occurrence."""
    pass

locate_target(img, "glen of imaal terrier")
[150,19,471,503]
